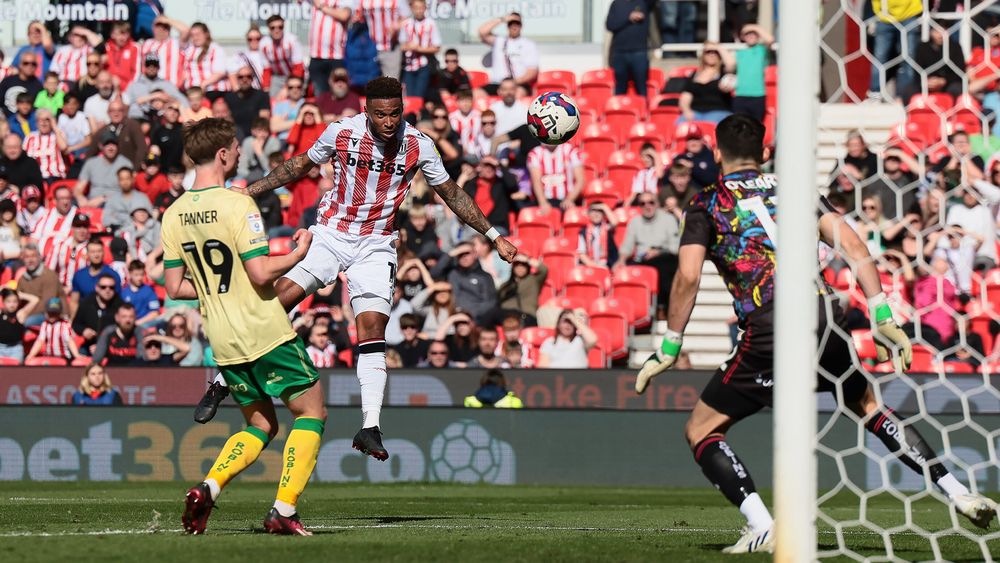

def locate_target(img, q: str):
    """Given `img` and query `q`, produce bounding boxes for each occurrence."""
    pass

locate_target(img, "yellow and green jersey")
[161,186,295,365]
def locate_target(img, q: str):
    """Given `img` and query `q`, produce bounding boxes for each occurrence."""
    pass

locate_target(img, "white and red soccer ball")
[527,91,581,145]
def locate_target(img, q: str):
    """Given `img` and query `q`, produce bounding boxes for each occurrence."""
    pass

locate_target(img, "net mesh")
[807,1,1000,560]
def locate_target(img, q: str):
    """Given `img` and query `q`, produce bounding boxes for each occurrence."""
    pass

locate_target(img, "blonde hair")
[79,363,112,394]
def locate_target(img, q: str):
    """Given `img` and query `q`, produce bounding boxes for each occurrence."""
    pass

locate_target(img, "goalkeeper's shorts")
[700,295,868,420]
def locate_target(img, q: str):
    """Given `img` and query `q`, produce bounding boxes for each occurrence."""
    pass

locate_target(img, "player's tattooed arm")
[432,178,517,262]
[246,153,316,197]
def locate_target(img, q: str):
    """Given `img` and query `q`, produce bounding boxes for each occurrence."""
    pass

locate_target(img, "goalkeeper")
[634,114,998,554]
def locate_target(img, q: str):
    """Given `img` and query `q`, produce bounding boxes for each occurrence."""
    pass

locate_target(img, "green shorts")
[219,337,319,406]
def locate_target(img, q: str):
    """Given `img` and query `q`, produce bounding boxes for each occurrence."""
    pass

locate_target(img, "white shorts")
[283,226,397,316]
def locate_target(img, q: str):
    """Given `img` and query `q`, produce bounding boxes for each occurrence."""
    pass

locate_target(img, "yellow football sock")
[204,427,268,492]
[275,417,324,508]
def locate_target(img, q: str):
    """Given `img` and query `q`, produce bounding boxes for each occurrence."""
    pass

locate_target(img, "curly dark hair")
[365,76,403,100]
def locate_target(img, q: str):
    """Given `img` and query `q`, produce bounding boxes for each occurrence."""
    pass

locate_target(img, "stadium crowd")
[0,1,999,373]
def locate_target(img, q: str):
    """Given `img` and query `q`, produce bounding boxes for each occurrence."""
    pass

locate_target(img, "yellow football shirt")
[161,186,295,365]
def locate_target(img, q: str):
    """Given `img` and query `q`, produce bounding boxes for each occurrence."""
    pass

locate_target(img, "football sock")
[275,417,324,513]
[693,434,769,530]
[865,408,955,489]
[357,339,387,429]
[203,426,269,500]
[213,372,227,387]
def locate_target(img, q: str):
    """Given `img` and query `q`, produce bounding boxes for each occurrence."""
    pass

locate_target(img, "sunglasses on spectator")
[429,350,448,355]
[87,61,100,67]
[862,205,877,211]
[21,61,37,67]
[238,74,253,79]
[640,200,657,206]
[288,84,303,90]
[97,284,115,290]
[482,120,496,125]
[269,24,283,30]
[247,36,261,42]
[433,113,448,119]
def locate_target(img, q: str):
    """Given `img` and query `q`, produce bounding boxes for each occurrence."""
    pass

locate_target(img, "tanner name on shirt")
[180,210,219,226]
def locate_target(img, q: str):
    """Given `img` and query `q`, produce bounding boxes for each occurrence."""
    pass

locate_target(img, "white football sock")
[739,493,773,534]
[937,473,970,498]
[273,499,296,517]
[357,340,387,429]
[213,372,227,387]
[204,478,221,501]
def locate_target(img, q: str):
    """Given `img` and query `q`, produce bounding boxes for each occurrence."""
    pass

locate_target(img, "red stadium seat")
[541,236,577,256]
[562,207,589,241]
[605,94,648,119]
[612,206,641,230]
[0,357,19,366]
[25,356,68,366]
[516,229,551,261]
[614,264,659,294]
[516,206,561,235]
[650,106,681,141]
[579,123,619,171]
[969,306,994,355]
[591,296,639,330]
[647,67,666,95]
[269,237,294,256]
[71,356,92,367]
[588,345,608,368]
[610,271,655,327]
[668,66,697,79]
[541,295,589,313]
[907,345,937,373]
[582,179,621,208]
[78,206,104,232]
[941,361,974,374]
[540,238,578,288]
[906,95,948,143]
[578,69,615,111]
[45,178,75,199]
[564,265,610,303]
[886,122,929,157]
[851,329,878,361]
[590,311,628,359]
[536,69,577,94]
[403,96,424,116]
[467,70,489,90]
[520,326,555,349]
[626,121,663,153]
[605,150,641,190]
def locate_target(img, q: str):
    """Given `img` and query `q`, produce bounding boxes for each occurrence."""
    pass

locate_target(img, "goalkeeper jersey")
[160,186,295,365]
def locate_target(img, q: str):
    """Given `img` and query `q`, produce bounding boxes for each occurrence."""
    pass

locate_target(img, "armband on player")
[485,227,501,242]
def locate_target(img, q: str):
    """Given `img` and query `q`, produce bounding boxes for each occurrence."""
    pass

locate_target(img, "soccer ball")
[527,91,581,145]
[428,419,515,484]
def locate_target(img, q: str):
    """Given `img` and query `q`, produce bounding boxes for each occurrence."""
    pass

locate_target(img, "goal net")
[776,1,1000,560]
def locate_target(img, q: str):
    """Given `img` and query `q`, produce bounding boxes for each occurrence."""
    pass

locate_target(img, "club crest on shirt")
[246,212,264,234]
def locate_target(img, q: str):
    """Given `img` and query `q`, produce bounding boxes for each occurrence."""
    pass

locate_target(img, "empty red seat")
[605,150,641,189]
[541,295,589,313]
[78,206,103,231]
[582,179,621,208]
[591,295,642,329]
[579,123,619,171]
[520,326,555,349]
[70,356,92,367]
[540,237,578,288]
[25,356,68,366]
[562,207,588,241]
[0,357,19,366]
[536,69,577,94]
[612,207,641,242]
[578,69,615,112]
[610,276,654,328]
[941,361,974,374]
[614,264,659,294]
[590,311,628,359]
[516,206,562,239]
[588,345,608,368]
[906,95,948,143]
[516,229,551,261]
[269,237,294,256]
[605,94,648,119]
[907,345,936,373]
[403,96,424,115]
[564,265,610,303]
[505,235,538,260]
[647,67,666,94]
[626,121,663,153]
[467,70,489,90]
[851,329,878,361]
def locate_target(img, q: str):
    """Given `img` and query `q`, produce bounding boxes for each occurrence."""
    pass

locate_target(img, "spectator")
[25,297,80,362]
[537,309,597,368]
[434,48,471,98]
[58,92,92,169]
[72,271,122,353]
[119,203,161,260]
[82,71,117,128]
[385,285,415,347]
[434,311,477,365]
[305,322,337,368]
[0,287,31,362]
[270,75,305,140]
[33,186,79,252]
[316,68,361,123]
[463,156,517,234]
[358,0,410,80]
[478,12,538,95]
[732,24,774,122]
[89,100,148,167]
[400,205,440,259]
[142,16,190,88]
[449,89,480,155]
[0,199,18,268]
[418,339,454,368]
[467,327,507,369]
[12,22,55,80]
[286,103,326,156]
[180,87,212,123]
[464,368,523,408]
[672,123,718,188]
[857,194,896,257]
[678,42,734,124]
[73,53,103,101]
[71,238,121,302]
[936,223,978,295]
[496,254,548,324]
[833,129,880,184]
[0,133,44,191]
[224,66,271,141]
[182,22,229,94]
[125,54,187,121]
[100,22,142,91]
[528,142,584,211]
[48,214,92,291]
[657,0,696,54]
[868,0,922,102]
[399,0,441,100]
[472,233,510,288]
[430,241,498,324]
[471,110,499,161]
[138,337,174,366]
[254,185,284,236]
[616,192,681,301]
[92,302,143,365]
[386,348,404,369]
[51,26,101,85]
[153,166,185,216]
[307,0,354,95]
[411,280,456,337]
[0,51,43,117]
[231,26,267,92]
[627,143,663,207]
[945,184,999,270]
[503,340,529,369]
[75,131,134,207]
[16,243,67,327]
[16,184,44,236]
[23,108,67,182]
[119,259,159,326]
[912,21,964,99]
[396,255,434,300]
[259,15,305,97]
[239,117,281,182]
[392,312,430,367]
[286,161,322,228]
[135,154,170,202]
[102,167,150,228]
[933,130,985,177]
[34,71,65,114]
[489,78,528,136]
[8,92,37,140]
[71,363,123,405]
[606,0,652,96]
[107,237,129,282]
[149,101,184,171]
[420,107,462,178]
[866,149,919,220]
[152,312,203,366]
[577,202,619,267]
[910,255,959,351]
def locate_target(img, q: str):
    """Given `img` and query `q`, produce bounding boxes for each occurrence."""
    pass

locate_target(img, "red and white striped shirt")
[358,0,409,52]
[260,33,304,78]
[307,343,337,368]
[48,237,88,288]
[182,42,230,91]
[51,44,93,83]
[307,113,450,236]
[32,206,77,250]
[140,37,185,87]
[631,167,658,195]
[309,0,355,60]
[449,109,481,155]
[23,132,66,179]
[527,144,583,200]
[399,17,441,71]
[38,318,75,359]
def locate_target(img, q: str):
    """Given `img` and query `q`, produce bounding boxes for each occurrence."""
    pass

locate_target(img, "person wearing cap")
[136,153,170,201]
[430,241,498,325]
[75,130,133,207]
[103,167,153,228]
[678,41,735,124]
[125,53,187,121]
[150,98,184,171]
[71,238,122,302]
[315,68,360,123]
[48,212,92,293]
[270,75,305,141]
[673,122,718,188]
[16,184,44,233]
[496,253,548,324]
[224,65,272,141]
[88,98,148,168]
[478,12,539,96]
[101,22,142,91]
[25,296,81,362]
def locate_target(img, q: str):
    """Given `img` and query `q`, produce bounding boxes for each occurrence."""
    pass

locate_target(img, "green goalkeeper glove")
[635,330,683,394]
[869,294,912,372]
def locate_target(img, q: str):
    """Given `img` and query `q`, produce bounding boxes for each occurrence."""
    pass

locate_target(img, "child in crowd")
[34,71,64,114]
[180,86,212,122]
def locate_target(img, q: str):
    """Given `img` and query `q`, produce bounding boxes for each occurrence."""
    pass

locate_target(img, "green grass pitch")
[0,483,995,561]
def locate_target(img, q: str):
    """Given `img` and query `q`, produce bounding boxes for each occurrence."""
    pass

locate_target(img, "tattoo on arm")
[246,153,316,197]
[432,179,492,235]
